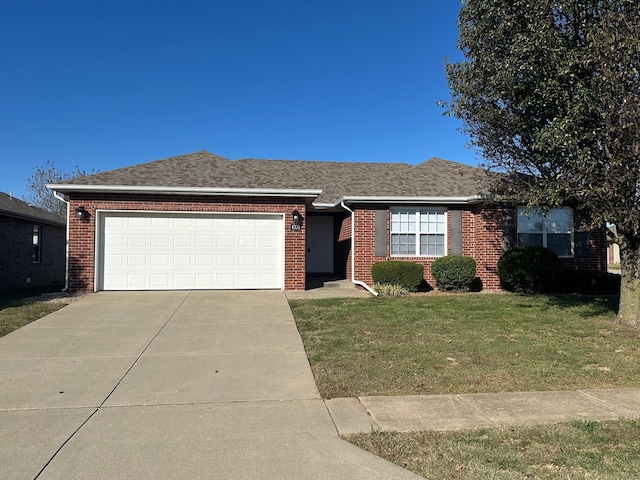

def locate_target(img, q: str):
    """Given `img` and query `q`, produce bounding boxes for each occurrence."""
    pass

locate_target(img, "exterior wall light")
[75,206,88,220]
[290,210,303,231]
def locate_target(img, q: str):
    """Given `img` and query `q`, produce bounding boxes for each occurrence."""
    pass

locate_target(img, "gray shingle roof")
[55,150,491,206]
[0,192,66,226]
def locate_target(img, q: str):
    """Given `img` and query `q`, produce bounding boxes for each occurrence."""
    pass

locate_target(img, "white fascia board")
[335,195,485,205]
[47,184,323,198]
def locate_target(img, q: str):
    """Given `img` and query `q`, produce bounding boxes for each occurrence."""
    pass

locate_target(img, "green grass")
[292,293,640,478]
[290,293,640,398]
[346,419,640,480]
[0,298,68,337]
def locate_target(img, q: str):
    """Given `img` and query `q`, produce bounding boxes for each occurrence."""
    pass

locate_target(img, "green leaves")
[445,0,640,228]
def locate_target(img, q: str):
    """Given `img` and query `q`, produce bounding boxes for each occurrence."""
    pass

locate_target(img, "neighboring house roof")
[49,150,492,207]
[0,192,66,226]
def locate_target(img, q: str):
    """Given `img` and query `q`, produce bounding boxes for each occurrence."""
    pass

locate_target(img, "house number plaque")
[290,224,302,231]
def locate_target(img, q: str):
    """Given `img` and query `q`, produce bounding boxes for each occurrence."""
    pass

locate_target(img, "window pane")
[420,211,445,233]
[518,233,543,247]
[547,233,572,256]
[391,210,415,233]
[32,225,41,263]
[420,234,445,256]
[391,233,416,255]
[32,225,40,245]
[546,208,573,233]
[517,207,543,232]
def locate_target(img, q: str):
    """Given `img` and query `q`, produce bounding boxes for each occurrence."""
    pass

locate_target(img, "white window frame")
[32,224,41,264]
[517,206,574,258]
[390,207,447,257]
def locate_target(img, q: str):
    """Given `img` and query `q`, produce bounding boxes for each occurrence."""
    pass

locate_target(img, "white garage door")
[99,212,283,291]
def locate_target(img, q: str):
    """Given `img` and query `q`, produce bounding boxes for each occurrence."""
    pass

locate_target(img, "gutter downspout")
[52,191,70,292]
[340,201,379,296]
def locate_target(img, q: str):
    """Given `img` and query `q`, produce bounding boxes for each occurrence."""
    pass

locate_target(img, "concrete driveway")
[0,291,421,480]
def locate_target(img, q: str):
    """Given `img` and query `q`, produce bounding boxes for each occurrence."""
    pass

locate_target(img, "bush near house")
[498,246,559,293]
[555,270,621,295]
[430,256,477,291]
[371,261,424,292]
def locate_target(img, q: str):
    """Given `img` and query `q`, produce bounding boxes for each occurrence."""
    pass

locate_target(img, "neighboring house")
[47,151,607,293]
[0,191,66,291]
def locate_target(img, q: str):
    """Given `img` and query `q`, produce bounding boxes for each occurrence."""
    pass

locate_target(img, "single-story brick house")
[0,191,66,291]
[48,151,606,293]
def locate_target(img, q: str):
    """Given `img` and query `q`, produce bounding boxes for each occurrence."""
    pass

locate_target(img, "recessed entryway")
[305,215,334,274]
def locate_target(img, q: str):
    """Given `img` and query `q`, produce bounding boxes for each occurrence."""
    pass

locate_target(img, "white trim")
[48,184,483,206]
[94,209,286,292]
[337,195,484,206]
[48,184,322,198]
[52,191,70,292]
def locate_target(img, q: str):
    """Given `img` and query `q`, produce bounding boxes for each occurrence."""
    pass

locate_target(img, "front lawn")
[292,293,640,479]
[346,419,640,480]
[0,297,69,338]
[290,293,640,398]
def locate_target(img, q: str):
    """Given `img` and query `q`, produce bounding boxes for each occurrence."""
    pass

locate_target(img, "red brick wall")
[469,205,504,289]
[66,193,306,292]
[349,205,504,290]
[558,228,608,271]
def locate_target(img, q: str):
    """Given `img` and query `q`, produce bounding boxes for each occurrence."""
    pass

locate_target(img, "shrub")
[430,256,477,291]
[373,283,409,296]
[371,261,424,292]
[554,270,621,295]
[498,246,559,293]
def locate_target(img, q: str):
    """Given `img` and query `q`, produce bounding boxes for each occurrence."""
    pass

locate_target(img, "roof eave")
[0,209,65,227]
[334,195,487,206]
[47,184,323,198]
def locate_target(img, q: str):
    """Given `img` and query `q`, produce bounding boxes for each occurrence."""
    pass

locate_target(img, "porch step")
[322,280,355,289]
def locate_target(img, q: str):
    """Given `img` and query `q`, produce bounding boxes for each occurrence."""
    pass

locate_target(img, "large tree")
[24,160,94,219]
[445,0,640,326]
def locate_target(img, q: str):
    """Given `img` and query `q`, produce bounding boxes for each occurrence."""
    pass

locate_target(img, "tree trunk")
[616,231,640,328]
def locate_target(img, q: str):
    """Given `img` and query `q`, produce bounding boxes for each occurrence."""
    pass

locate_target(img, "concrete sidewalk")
[326,388,640,435]
[0,291,422,480]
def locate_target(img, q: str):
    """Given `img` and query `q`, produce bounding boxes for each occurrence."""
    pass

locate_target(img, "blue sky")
[1,1,475,198]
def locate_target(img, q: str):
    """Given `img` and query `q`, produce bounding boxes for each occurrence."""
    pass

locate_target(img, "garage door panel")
[239,236,257,247]
[104,254,124,267]
[150,235,170,247]
[173,236,192,247]
[128,275,147,288]
[100,213,283,290]
[196,235,214,247]
[196,255,214,266]
[150,217,170,227]
[216,273,236,288]
[217,236,235,248]
[150,255,169,267]
[127,235,147,247]
[104,234,124,247]
[260,254,278,267]
[127,255,146,267]
[217,255,236,267]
